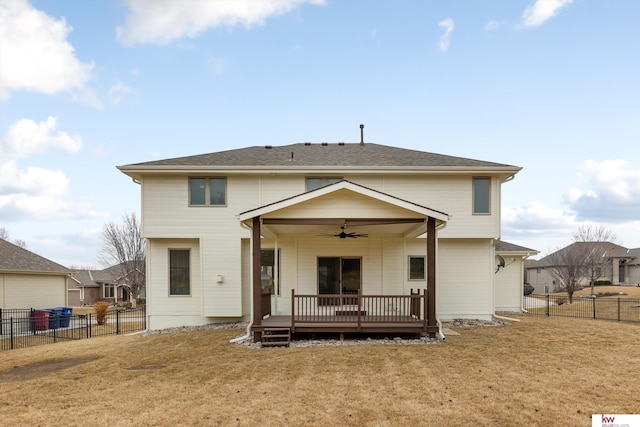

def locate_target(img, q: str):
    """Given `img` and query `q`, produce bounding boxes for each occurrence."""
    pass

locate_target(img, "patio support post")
[252,216,262,342]
[426,216,438,337]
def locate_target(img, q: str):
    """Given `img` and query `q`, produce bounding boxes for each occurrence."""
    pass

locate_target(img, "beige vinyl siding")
[147,238,207,329]
[382,238,404,294]
[139,171,505,327]
[264,189,425,221]
[381,175,499,238]
[1,273,66,309]
[495,257,524,312]
[437,239,493,320]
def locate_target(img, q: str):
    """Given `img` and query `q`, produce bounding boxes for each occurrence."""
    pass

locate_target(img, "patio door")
[318,257,361,306]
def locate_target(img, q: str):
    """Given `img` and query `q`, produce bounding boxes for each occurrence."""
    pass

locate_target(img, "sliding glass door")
[318,257,361,306]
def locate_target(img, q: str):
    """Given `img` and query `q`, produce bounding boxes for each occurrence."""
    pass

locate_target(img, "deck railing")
[291,289,427,329]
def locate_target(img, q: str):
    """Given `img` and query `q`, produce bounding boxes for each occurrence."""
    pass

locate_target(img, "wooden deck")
[254,315,428,334]
[252,290,433,338]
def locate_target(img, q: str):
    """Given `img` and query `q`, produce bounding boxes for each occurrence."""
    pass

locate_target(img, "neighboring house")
[118,140,523,339]
[525,242,640,294]
[495,240,539,312]
[68,264,144,306]
[0,238,70,309]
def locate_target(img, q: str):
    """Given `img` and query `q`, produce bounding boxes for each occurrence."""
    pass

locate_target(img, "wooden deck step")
[261,327,291,347]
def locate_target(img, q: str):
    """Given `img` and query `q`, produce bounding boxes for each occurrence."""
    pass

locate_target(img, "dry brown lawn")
[1,316,639,426]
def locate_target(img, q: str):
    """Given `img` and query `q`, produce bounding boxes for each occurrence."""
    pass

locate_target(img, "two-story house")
[118,139,523,341]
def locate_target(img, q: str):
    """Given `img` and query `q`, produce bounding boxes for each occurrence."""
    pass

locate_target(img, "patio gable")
[238,180,449,238]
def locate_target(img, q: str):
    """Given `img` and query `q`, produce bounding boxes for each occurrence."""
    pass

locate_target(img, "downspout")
[230,221,254,343]
[436,318,446,341]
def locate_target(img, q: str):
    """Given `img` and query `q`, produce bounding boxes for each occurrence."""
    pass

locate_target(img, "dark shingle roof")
[119,143,520,169]
[70,264,128,287]
[530,242,633,267]
[495,240,538,254]
[0,239,70,274]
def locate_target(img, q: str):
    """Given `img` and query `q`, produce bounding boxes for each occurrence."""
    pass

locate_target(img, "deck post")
[291,289,295,331]
[252,216,262,342]
[426,216,438,337]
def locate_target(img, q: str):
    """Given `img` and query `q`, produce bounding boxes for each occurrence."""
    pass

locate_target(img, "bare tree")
[573,224,618,244]
[573,225,618,295]
[0,227,27,248]
[548,243,592,304]
[99,213,146,303]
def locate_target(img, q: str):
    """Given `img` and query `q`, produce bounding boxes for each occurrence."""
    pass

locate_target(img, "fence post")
[592,297,596,319]
[10,317,15,350]
[546,294,550,317]
[89,313,92,338]
[116,309,120,335]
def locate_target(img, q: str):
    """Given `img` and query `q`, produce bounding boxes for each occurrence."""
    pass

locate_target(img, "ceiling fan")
[320,223,368,239]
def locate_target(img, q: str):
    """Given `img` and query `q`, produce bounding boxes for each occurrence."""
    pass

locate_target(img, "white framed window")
[169,249,190,296]
[472,177,491,214]
[189,177,226,206]
[408,256,426,281]
[104,284,115,298]
[306,177,342,191]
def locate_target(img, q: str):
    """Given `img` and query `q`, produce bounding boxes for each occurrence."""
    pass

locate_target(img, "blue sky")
[1,0,639,267]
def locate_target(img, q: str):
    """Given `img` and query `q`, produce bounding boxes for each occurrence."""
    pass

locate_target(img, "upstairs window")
[189,177,226,206]
[306,177,342,192]
[472,177,491,214]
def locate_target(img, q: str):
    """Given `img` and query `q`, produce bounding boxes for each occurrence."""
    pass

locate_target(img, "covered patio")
[238,181,449,342]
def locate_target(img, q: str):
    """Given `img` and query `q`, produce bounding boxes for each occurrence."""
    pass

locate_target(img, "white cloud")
[566,159,640,222]
[108,82,133,106]
[484,19,506,31]
[0,117,104,222]
[0,193,107,221]
[205,57,228,76]
[117,0,326,46]
[1,117,82,159]
[0,161,69,196]
[0,0,94,99]
[522,0,573,28]
[438,18,454,52]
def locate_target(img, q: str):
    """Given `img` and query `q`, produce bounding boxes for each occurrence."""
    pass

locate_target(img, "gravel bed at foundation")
[143,321,247,336]
[141,318,511,348]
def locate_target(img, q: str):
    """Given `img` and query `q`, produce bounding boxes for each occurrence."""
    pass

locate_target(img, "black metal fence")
[0,306,146,351]
[524,295,640,323]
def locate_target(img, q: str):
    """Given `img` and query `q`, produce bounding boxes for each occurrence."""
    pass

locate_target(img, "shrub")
[594,280,612,286]
[95,301,110,325]
[523,283,534,296]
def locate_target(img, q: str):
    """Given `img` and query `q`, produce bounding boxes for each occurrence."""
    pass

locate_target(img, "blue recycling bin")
[44,309,60,329]
[54,307,72,327]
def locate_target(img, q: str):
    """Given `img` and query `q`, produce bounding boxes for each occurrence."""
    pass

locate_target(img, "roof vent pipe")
[360,124,364,146]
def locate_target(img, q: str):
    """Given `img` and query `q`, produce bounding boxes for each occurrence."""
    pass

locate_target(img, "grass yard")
[1,316,638,426]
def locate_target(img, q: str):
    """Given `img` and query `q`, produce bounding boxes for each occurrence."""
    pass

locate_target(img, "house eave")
[0,269,71,276]
[118,165,522,180]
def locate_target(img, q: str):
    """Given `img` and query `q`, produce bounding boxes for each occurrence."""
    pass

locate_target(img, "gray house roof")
[70,264,131,288]
[119,142,521,171]
[0,239,70,274]
[528,242,635,268]
[495,240,538,254]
